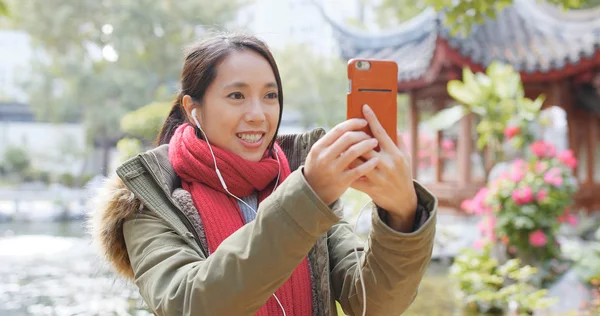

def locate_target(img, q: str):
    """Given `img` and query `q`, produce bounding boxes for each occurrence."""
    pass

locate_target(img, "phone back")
[347,59,398,145]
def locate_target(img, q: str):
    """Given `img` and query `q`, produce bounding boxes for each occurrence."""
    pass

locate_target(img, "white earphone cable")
[191,109,285,316]
[353,200,371,316]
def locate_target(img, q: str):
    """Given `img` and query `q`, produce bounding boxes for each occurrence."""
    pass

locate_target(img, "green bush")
[58,173,76,188]
[450,243,557,314]
[3,146,31,175]
[116,137,143,164]
[80,173,95,187]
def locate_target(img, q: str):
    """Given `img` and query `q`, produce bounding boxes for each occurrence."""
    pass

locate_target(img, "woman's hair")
[156,33,284,148]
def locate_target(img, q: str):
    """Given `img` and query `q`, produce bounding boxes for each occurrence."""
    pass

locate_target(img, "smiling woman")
[89,32,438,316]
[181,50,281,162]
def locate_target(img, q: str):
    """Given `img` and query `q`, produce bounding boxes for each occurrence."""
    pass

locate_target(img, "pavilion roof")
[323,0,600,85]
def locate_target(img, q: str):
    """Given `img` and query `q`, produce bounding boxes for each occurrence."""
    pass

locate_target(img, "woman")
[89,33,437,316]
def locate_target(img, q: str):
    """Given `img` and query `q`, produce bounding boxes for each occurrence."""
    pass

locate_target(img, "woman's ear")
[181,95,197,122]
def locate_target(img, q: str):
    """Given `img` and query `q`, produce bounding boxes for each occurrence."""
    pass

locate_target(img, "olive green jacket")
[88,128,438,316]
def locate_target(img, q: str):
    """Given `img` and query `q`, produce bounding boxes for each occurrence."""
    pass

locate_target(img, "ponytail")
[156,93,186,146]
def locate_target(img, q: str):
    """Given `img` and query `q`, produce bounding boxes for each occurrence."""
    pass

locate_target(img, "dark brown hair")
[156,33,284,150]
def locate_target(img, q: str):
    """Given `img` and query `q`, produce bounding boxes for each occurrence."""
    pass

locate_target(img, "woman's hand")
[350,105,418,233]
[304,119,380,206]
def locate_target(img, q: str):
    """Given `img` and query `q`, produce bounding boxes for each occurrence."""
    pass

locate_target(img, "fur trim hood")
[87,173,143,280]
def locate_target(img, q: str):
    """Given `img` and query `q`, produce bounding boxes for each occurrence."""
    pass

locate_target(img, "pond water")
[0,221,463,316]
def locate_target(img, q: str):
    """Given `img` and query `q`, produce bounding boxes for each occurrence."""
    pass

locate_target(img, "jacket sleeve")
[122,169,341,316]
[329,181,437,316]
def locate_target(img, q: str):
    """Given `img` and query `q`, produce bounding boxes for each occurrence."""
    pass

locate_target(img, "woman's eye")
[227,92,244,100]
[265,92,278,99]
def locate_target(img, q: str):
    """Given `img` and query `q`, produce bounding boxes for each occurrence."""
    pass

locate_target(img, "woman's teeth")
[237,133,263,143]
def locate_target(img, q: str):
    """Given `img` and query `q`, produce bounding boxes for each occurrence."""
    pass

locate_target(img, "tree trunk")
[101,138,111,177]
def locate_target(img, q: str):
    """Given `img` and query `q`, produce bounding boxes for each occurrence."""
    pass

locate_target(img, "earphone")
[191,108,286,315]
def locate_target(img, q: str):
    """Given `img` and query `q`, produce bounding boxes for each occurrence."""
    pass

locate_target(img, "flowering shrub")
[461,140,579,263]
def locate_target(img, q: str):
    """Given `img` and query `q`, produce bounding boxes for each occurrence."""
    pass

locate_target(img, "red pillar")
[409,92,419,179]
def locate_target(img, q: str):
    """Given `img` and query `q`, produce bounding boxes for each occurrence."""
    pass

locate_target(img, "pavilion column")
[457,113,472,186]
[564,83,580,177]
[409,92,419,179]
[587,115,597,185]
[433,96,444,183]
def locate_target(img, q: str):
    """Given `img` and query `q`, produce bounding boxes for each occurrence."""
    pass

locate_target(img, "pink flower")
[512,158,528,170]
[544,167,563,187]
[529,230,548,247]
[504,126,521,139]
[477,216,496,236]
[508,159,528,182]
[512,187,534,205]
[535,161,549,173]
[567,215,578,226]
[558,209,579,227]
[442,139,455,151]
[509,168,525,182]
[461,199,473,213]
[530,141,557,159]
[536,189,548,201]
[558,150,578,169]
[474,239,486,249]
[485,217,496,239]
[477,219,487,234]
[469,188,492,215]
[417,149,429,159]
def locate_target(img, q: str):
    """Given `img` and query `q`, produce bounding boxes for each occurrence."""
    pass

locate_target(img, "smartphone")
[347,58,398,145]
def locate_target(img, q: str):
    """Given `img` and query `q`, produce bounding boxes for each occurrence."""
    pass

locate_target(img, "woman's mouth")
[236,133,265,148]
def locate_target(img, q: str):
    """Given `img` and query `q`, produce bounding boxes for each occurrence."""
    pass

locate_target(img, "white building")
[237,0,377,57]
[0,30,32,102]
[0,102,90,176]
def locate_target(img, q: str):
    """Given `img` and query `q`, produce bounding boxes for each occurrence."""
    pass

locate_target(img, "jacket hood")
[87,172,143,280]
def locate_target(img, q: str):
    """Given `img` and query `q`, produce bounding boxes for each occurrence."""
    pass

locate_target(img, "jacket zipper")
[139,155,206,256]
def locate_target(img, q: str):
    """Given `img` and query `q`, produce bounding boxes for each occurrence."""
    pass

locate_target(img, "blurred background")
[1,0,600,315]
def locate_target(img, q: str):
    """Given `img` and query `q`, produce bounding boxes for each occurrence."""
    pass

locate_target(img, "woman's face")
[188,50,280,162]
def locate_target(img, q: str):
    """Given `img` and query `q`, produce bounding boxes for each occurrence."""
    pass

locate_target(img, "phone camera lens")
[357,61,363,68]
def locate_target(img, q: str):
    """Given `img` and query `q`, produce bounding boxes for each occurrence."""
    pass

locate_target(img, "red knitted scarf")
[168,124,313,316]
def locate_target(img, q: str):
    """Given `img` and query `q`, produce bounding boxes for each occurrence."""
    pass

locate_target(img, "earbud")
[191,108,202,131]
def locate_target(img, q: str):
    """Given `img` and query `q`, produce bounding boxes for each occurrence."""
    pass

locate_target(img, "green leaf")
[425,105,468,131]
[521,205,537,216]
[0,1,8,16]
[514,216,535,229]
[448,79,481,105]
[477,135,488,150]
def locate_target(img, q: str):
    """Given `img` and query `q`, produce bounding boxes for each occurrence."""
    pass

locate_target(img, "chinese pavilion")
[324,0,600,211]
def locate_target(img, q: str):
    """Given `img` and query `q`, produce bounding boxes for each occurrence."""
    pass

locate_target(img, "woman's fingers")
[362,104,397,153]
[343,156,379,183]
[361,149,378,161]
[326,131,371,158]
[335,137,378,168]
[396,130,408,152]
[312,118,367,151]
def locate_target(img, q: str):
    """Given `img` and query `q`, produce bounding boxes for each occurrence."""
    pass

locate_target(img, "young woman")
[89,33,437,316]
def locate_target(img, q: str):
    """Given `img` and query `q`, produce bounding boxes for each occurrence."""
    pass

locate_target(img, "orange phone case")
[347,58,398,145]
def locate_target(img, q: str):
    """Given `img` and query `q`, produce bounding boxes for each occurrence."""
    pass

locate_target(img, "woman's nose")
[245,100,266,123]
